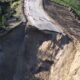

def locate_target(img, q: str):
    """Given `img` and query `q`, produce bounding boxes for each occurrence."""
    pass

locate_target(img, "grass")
[51,0,80,16]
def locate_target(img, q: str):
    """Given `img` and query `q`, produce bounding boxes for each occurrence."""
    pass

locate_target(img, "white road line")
[24,0,65,34]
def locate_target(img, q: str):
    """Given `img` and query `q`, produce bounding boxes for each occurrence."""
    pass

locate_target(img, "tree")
[0,0,19,27]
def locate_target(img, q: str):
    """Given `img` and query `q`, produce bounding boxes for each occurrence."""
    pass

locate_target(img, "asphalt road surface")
[24,0,65,34]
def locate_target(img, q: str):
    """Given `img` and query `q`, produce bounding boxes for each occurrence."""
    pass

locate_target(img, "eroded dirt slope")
[0,0,80,80]
[0,22,76,80]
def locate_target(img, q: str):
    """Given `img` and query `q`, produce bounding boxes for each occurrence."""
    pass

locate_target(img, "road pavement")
[24,0,65,34]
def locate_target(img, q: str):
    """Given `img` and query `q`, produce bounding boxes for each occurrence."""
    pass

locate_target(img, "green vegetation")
[0,0,21,28]
[51,0,80,16]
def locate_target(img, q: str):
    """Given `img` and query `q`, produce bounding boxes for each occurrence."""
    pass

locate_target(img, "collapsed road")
[0,0,80,80]
[24,0,65,34]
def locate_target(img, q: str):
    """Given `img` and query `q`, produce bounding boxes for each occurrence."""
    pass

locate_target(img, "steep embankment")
[0,23,75,80]
[0,0,80,80]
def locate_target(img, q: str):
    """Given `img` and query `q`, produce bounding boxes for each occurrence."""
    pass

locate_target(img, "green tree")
[0,0,19,27]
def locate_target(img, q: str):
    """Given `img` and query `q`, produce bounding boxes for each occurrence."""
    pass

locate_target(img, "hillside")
[0,0,80,80]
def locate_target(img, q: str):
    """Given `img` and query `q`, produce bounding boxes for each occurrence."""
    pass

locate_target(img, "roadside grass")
[51,0,80,16]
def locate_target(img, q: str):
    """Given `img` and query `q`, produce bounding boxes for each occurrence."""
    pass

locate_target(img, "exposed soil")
[0,22,72,80]
[0,0,80,80]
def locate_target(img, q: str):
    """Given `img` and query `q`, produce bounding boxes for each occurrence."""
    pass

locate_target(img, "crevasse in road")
[24,0,64,34]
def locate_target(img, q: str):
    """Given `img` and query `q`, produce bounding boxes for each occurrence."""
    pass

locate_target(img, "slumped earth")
[0,0,80,80]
